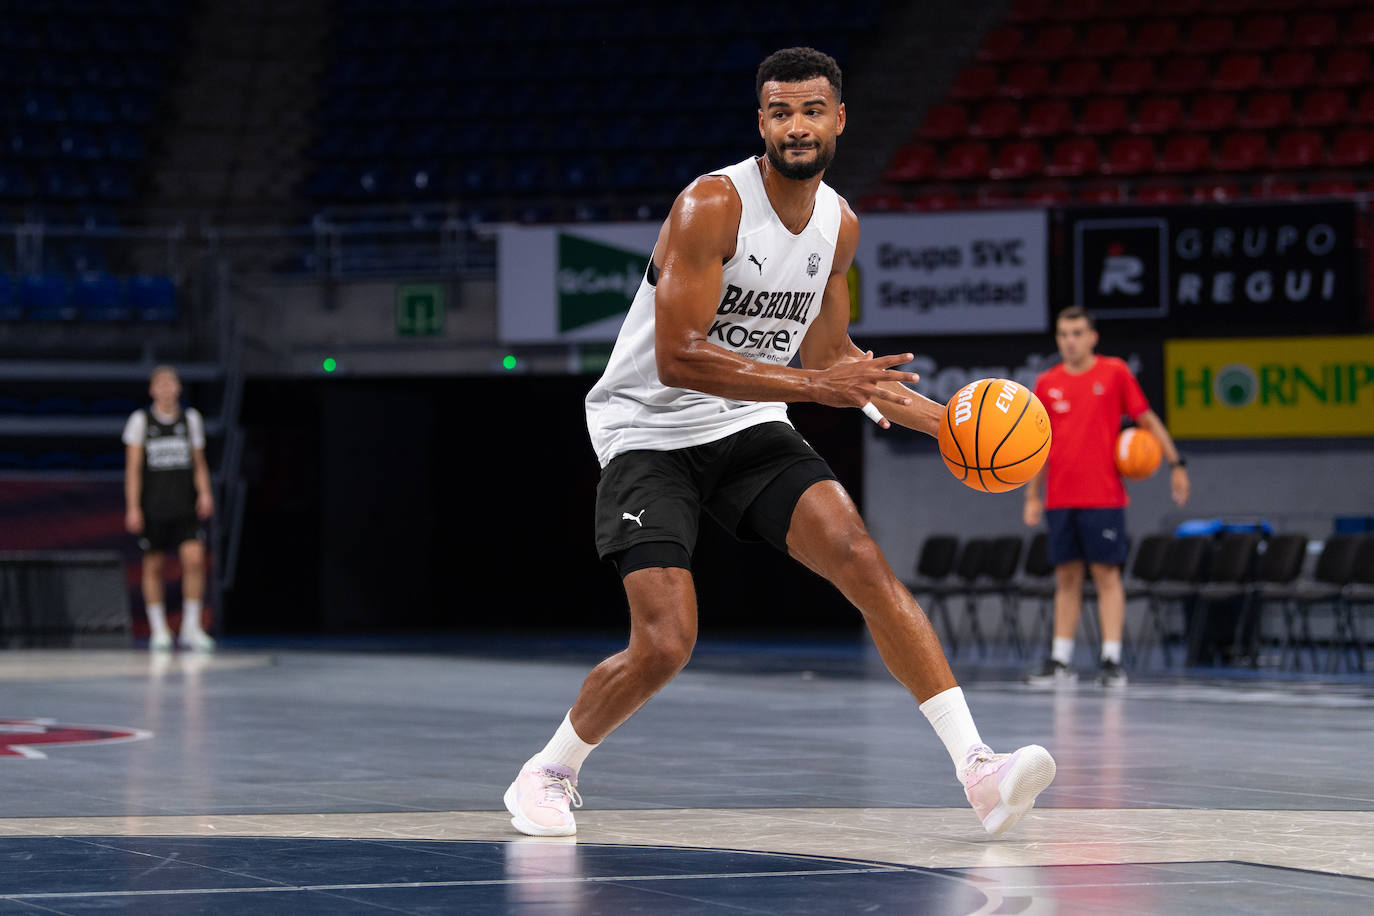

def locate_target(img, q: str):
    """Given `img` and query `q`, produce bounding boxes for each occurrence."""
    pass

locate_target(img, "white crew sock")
[145,602,170,638]
[181,600,204,634]
[1051,636,1075,666]
[919,686,985,772]
[531,711,598,773]
[1101,641,1122,664]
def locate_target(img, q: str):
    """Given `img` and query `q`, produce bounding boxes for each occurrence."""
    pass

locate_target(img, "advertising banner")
[1165,335,1374,438]
[499,211,1050,344]
[498,223,657,343]
[1065,201,1358,332]
[850,211,1048,336]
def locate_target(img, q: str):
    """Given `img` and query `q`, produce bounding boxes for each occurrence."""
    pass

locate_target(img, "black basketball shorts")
[139,515,205,553]
[593,421,838,564]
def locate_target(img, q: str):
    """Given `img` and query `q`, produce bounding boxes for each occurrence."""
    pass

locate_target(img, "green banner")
[557,234,648,333]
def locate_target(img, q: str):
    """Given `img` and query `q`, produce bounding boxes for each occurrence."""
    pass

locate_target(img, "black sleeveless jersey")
[140,408,197,519]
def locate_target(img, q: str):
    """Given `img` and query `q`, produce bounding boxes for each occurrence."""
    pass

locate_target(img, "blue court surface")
[0,637,1371,914]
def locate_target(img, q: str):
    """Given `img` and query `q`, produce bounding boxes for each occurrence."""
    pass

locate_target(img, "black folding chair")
[1186,532,1263,666]
[926,538,989,657]
[904,535,960,652]
[1020,531,1055,650]
[1230,532,1309,667]
[1255,534,1362,671]
[969,535,1025,659]
[1338,536,1374,672]
[1137,536,1211,668]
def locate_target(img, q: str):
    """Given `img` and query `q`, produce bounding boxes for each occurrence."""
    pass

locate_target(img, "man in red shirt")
[1023,306,1189,687]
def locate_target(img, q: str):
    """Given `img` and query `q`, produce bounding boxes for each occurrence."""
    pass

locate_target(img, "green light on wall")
[502,355,518,370]
[322,357,338,373]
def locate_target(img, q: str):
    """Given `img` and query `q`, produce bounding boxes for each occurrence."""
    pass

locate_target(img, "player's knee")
[1055,563,1085,587]
[634,624,695,678]
[829,529,885,582]
[1088,563,1121,584]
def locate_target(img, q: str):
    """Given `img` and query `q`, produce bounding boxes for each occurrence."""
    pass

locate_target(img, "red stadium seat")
[856,191,910,213]
[1102,136,1156,175]
[1050,60,1101,97]
[1215,132,1269,171]
[1005,0,1050,23]
[1154,0,1200,14]
[1079,22,1127,58]
[1239,92,1293,129]
[1029,25,1076,59]
[1022,99,1073,136]
[1077,182,1124,204]
[1186,94,1237,131]
[918,104,969,141]
[1097,0,1147,17]
[1002,63,1050,98]
[978,27,1025,61]
[952,65,999,99]
[883,144,937,182]
[1158,134,1211,172]
[1348,12,1374,47]
[1023,180,1072,204]
[1044,137,1100,177]
[1134,180,1186,204]
[910,186,964,211]
[1237,15,1285,51]
[989,140,1045,179]
[1272,130,1325,169]
[1185,18,1235,55]
[1050,0,1098,21]
[1133,97,1183,134]
[1192,180,1239,202]
[974,183,1020,208]
[1158,57,1209,94]
[1267,52,1317,90]
[1078,97,1129,135]
[1307,177,1358,196]
[1253,176,1301,198]
[1290,14,1338,48]
[1354,89,1374,124]
[1329,129,1374,167]
[939,141,991,180]
[1212,55,1263,92]
[1102,58,1155,95]
[970,100,1022,137]
[1136,21,1180,57]
[1296,90,1348,127]
[1320,50,1370,87]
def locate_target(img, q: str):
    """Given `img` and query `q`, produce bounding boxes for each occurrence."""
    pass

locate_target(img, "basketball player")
[123,365,216,652]
[504,48,1055,839]
[1023,306,1189,688]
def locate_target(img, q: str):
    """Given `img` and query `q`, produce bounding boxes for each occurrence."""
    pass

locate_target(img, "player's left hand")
[1170,466,1190,506]
[197,491,214,520]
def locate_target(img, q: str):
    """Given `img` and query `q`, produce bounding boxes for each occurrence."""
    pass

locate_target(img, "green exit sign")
[396,283,444,336]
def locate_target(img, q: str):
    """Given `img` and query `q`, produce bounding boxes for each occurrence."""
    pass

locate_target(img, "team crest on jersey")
[0,717,152,758]
[807,252,821,277]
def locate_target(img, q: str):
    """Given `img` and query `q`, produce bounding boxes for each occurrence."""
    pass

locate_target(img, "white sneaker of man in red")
[504,761,582,837]
[959,743,1056,836]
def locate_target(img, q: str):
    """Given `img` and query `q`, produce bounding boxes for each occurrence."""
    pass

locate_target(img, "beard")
[766,138,835,180]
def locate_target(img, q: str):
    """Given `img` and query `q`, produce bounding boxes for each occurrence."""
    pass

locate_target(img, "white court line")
[4,867,900,900]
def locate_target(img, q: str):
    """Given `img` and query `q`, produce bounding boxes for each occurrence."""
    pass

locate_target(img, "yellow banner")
[1165,336,1374,438]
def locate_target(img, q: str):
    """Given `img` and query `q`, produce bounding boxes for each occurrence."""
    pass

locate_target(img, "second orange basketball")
[938,377,1052,493]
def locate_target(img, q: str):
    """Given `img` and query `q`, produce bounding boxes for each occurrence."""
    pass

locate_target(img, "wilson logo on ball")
[938,378,1052,493]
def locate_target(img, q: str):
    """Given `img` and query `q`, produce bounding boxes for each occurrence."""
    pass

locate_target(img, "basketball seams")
[940,378,1051,493]
[942,392,970,481]
[987,388,1031,473]
[972,380,992,492]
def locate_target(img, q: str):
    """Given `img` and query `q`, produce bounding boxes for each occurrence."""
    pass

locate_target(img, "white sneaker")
[178,630,216,652]
[960,743,1057,836]
[149,631,172,652]
[504,761,581,836]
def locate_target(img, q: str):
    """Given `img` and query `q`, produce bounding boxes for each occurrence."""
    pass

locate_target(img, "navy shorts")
[1046,507,1129,566]
[138,515,204,554]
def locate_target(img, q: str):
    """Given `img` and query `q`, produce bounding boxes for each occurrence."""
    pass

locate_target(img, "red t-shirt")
[1034,356,1150,509]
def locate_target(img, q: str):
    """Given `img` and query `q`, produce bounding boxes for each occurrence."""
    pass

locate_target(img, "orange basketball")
[938,377,1052,493]
[1115,427,1162,480]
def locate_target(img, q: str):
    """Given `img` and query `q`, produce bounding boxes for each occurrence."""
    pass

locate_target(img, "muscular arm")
[654,177,918,410]
[798,200,940,435]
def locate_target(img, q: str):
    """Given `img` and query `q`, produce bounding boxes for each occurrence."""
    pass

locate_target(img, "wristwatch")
[1170,456,1188,468]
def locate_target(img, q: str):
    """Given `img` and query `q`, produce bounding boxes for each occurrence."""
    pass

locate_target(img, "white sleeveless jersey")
[585,156,842,467]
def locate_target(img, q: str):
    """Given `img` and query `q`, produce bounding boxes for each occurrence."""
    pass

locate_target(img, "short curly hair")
[755,47,843,106]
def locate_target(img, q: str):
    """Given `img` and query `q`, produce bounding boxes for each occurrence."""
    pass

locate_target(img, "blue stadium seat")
[0,395,28,414]
[33,396,85,415]
[0,453,33,471]
[74,271,128,320]
[127,274,177,321]
[0,274,20,320]
[92,163,134,199]
[89,396,138,416]
[18,273,74,320]
[86,452,127,471]
[0,163,37,199]
[34,451,84,470]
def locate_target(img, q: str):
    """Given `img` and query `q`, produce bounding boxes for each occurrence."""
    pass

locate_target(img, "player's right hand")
[125,508,143,534]
[1022,498,1043,528]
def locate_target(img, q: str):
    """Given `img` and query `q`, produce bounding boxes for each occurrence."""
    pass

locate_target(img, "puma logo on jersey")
[622,510,646,526]
[748,255,766,274]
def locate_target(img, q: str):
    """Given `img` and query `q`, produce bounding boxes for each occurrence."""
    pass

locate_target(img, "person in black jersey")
[122,365,215,651]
